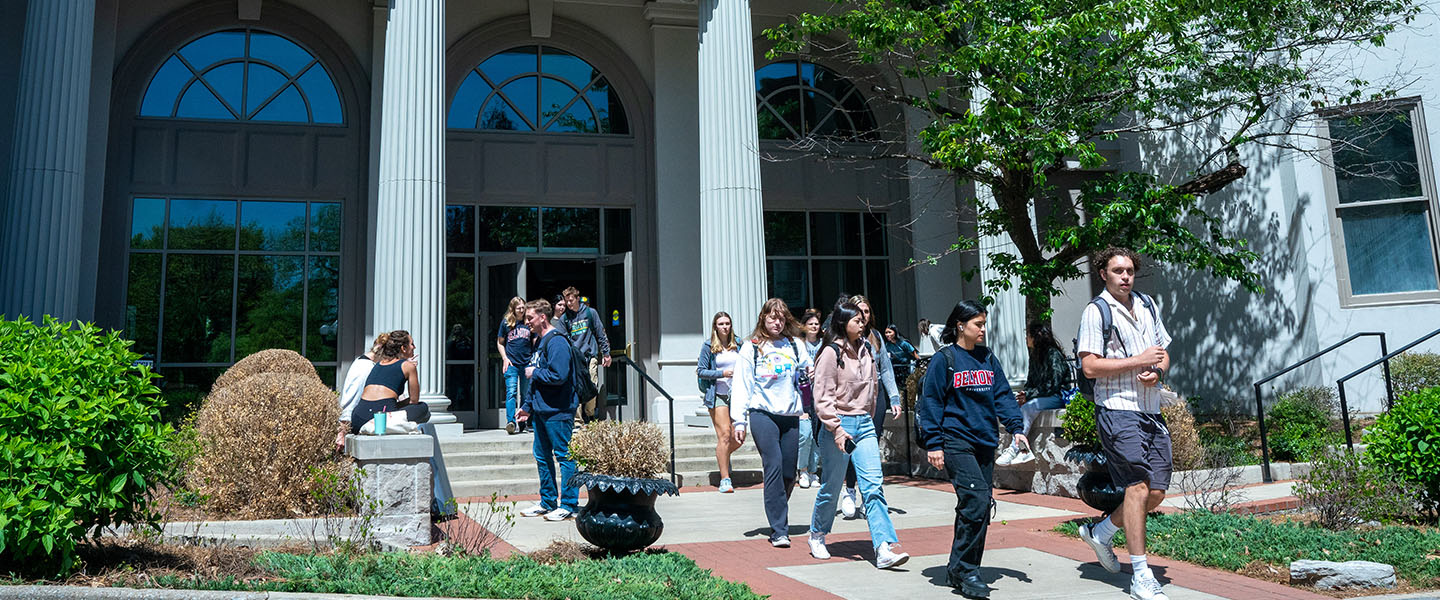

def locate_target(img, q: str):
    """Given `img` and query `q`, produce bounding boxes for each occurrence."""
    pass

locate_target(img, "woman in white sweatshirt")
[732,297,813,548]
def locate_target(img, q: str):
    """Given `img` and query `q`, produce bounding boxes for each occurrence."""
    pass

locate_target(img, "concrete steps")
[441,426,765,500]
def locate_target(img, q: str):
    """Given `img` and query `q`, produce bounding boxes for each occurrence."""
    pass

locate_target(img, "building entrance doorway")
[455,253,633,429]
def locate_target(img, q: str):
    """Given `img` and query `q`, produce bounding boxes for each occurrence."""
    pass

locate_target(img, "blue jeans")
[1019,394,1066,439]
[532,417,579,512]
[811,414,899,551]
[797,416,820,474]
[504,365,527,424]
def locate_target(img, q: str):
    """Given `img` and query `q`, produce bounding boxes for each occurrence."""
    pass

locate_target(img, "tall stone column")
[372,0,458,434]
[698,0,768,330]
[0,1,95,322]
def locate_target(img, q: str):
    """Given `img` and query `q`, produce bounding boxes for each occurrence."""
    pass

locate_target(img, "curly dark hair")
[1093,246,1142,274]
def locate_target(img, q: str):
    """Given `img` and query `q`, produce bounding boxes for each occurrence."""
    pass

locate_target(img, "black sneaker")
[949,573,991,599]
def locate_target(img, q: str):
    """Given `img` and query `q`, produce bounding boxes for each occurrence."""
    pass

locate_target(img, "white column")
[0,1,95,322]
[372,0,457,433]
[698,0,767,329]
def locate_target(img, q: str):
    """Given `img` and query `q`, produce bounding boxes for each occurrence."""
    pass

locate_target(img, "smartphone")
[843,438,857,454]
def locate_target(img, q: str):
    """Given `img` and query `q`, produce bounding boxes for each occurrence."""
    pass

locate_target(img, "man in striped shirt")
[1074,247,1174,600]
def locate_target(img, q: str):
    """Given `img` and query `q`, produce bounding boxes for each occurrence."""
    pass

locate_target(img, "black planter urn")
[569,472,680,553]
[1066,447,1125,513]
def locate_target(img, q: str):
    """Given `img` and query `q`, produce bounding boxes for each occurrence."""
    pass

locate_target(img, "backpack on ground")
[1072,292,1156,398]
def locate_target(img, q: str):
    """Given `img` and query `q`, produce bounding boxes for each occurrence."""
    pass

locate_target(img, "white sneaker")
[995,445,1021,466]
[1079,522,1122,573]
[770,535,791,548]
[1011,449,1036,464]
[839,487,858,518]
[798,472,812,489]
[543,507,574,521]
[808,531,830,559]
[875,542,910,569]
[1130,571,1169,600]
[519,504,549,518]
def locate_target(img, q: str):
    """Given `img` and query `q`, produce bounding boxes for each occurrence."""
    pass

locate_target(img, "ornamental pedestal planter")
[1066,447,1125,513]
[570,473,680,553]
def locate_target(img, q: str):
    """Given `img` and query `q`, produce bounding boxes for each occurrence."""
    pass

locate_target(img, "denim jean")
[797,415,821,474]
[811,414,899,551]
[504,365,528,424]
[532,417,579,512]
[1019,393,1066,439]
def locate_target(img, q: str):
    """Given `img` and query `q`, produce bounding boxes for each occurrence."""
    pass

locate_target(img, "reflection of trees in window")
[449,46,629,134]
[764,210,891,321]
[755,61,876,141]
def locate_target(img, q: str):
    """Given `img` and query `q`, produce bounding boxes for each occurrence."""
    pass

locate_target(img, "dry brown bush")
[527,540,603,564]
[189,372,342,518]
[569,420,667,479]
[211,349,320,394]
[1163,395,1205,470]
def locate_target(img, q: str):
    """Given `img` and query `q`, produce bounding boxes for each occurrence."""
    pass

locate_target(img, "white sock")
[1131,554,1150,576]
[1092,516,1119,542]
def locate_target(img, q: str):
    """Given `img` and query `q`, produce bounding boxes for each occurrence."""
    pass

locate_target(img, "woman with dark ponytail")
[914,301,1025,598]
[351,330,431,434]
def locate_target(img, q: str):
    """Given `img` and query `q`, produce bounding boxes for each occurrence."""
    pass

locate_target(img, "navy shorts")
[1096,407,1173,490]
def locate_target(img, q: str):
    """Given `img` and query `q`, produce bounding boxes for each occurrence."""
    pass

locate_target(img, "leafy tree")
[767,0,1420,321]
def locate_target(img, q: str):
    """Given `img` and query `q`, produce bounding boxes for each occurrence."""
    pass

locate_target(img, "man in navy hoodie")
[516,298,580,521]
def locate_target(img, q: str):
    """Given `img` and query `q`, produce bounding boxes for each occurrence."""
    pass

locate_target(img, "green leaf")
[110,474,126,494]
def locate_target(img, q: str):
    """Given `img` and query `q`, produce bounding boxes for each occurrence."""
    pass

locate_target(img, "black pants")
[750,410,799,541]
[351,399,431,434]
[846,395,890,488]
[944,436,995,579]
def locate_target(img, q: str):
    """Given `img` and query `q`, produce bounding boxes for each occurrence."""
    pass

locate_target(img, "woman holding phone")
[806,301,909,569]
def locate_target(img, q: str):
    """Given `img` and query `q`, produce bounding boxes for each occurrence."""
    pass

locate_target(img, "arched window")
[448,45,629,134]
[139,28,343,124]
[755,61,876,141]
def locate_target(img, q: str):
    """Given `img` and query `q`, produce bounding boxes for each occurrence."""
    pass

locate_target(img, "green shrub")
[0,317,176,575]
[1061,392,1099,447]
[1364,386,1440,518]
[1294,449,1420,529]
[1267,386,1338,461]
[1391,352,1440,400]
[1197,429,1259,466]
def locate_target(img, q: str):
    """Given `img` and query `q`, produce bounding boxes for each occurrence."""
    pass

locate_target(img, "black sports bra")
[364,359,407,395]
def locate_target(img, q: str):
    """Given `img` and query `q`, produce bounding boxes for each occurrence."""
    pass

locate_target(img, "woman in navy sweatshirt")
[915,300,1027,599]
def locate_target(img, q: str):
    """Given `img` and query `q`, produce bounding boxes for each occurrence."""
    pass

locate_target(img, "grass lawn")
[1056,511,1440,589]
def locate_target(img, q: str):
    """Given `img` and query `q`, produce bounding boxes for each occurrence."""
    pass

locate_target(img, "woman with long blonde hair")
[497,296,533,434]
[697,311,741,492]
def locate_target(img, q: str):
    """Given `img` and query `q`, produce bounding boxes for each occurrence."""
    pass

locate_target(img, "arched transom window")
[756,60,876,141]
[449,45,629,134]
[140,28,343,124]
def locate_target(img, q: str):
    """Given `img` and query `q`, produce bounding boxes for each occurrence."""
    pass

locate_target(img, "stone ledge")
[345,434,434,460]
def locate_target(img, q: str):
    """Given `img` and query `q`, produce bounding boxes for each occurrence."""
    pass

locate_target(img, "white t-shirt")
[1076,290,1172,413]
[916,324,946,357]
[731,337,813,429]
[714,349,739,395]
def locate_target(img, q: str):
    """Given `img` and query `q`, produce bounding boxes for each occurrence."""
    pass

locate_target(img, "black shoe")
[949,573,990,599]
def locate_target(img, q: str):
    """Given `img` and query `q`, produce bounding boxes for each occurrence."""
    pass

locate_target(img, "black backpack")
[1072,292,1157,398]
[542,331,598,405]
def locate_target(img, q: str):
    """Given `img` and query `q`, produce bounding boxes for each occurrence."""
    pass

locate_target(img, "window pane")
[240,201,306,251]
[244,64,288,118]
[309,203,342,252]
[446,205,476,253]
[204,63,245,115]
[298,64,343,124]
[604,208,632,254]
[477,206,539,252]
[479,95,528,131]
[315,366,337,389]
[156,366,225,418]
[541,47,597,88]
[804,88,840,136]
[478,47,538,88]
[1331,111,1423,204]
[1340,202,1439,295]
[449,71,491,129]
[767,259,810,315]
[249,32,313,75]
[235,255,304,356]
[253,84,308,122]
[755,62,799,96]
[546,102,598,134]
[588,78,628,134]
[163,254,234,363]
[176,84,235,120]
[178,31,245,71]
[865,259,893,327]
[168,199,236,250]
[125,254,162,358]
[542,207,599,253]
[141,56,189,117]
[764,211,807,255]
[759,89,802,140]
[447,364,475,412]
[863,212,887,256]
[307,256,340,362]
[131,198,166,249]
[809,212,862,256]
[812,259,865,313]
[446,258,475,362]
[499,78,539,130]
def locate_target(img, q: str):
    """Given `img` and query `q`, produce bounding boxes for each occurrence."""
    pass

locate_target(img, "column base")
[427,422,464,438]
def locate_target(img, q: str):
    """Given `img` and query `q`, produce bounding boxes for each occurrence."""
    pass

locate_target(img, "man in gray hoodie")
[559,286,611,421]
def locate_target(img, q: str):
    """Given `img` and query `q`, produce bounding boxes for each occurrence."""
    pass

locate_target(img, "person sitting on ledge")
[350,330,430,435]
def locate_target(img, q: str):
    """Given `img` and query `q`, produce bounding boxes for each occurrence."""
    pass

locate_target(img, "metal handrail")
[1250,332,1387,483]
[1336,326,1440,450]
[613,355,678,485]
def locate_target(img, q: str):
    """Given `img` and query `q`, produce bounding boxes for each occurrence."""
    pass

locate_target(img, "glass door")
[597,252,635,418]
[473,254,527,429]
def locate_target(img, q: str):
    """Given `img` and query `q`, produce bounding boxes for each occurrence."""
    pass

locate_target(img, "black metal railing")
[1336,326,1440,450]
[1251,332,1387,483]
[613,355,678,485]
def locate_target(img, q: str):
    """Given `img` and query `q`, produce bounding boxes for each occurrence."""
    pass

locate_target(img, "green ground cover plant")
[141,550,761,600]
[1057,511,1440,587]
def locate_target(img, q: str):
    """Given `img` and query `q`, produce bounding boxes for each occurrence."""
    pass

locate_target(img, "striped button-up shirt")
[1076,289,1172,413]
